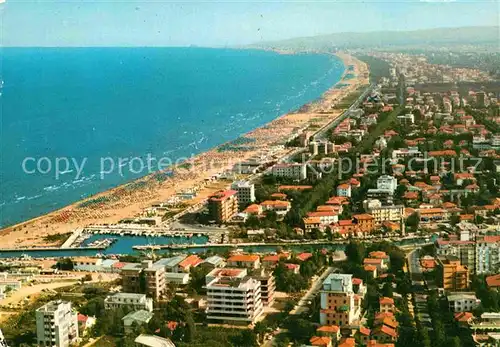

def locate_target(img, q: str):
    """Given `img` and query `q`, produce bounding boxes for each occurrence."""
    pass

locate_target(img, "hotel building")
[271,163,307,181]
[437,256,470,291]
[205,268,263,323]
[144,264,167,300]
[208,190,239,223]
[319,274,365,327]
[253,269,276,306]
[36,300,79,347]
[231,181,256,206]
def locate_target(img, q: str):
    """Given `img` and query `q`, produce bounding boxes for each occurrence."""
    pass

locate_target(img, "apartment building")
[436,234,500,275]
[437,256,470,291]
[208,190,239,223]
[271,163,307,181]
[319,274,365,327]
[366,204,404,226]
[353,214,375,233]
[376,176,398,193]
[120,261,167,300]
[254,270,276,306]
[36,300,79,347]
[144,264,167,300]
[231,181,256,206]
[104,293,153,312]
[205,268,263,323]
[121,263,143,293]
[476,236,500,274]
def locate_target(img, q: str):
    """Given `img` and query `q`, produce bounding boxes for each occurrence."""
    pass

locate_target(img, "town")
[0,48,499,347]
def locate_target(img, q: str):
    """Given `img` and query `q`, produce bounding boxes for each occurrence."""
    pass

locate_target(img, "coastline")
[0,51,369,249]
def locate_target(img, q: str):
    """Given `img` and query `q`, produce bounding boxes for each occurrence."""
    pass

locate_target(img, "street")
[290,266,334,315]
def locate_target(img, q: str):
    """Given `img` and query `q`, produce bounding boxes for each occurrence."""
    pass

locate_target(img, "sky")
[2,0,499,47]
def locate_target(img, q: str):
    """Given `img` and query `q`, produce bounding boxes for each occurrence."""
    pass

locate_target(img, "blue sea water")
[0,47,345,227]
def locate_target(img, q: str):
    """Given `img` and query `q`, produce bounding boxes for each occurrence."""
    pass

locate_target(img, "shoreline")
[0,51,370,249]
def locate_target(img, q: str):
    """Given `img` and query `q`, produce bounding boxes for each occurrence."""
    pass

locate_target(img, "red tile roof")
[454,312,474,323]
[209,190,237,202]
[310,336,332,346]
[297,252,313,261]
[179,255,202,269]
[486,274,500,288]
[352,277,363,285]
[380,297,394,305]
[227,254,259,262]
[317,325,340,333]
[359,326,371,335]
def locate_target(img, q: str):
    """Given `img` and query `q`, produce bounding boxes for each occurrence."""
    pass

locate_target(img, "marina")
[0,235,436,259]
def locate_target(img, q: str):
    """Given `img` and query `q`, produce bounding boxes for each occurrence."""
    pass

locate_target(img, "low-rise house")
[165,272,190,285]
[357,326,371,345]
[310,336,333,347]
[227,254,260,269]
[77,314,96,336]
[104,293,153,312]
[122,310,154,334]
[379,297,395,314]
[486,274,500,291]
[316,325,341,343]
[363,258,387,273]
[260,200,291,216]
[454,312,474,326]
[447,293,481,312]
[307,211,339,224]
[262,253,290,267]
[177,255,203,273]
[364,265,377,278]
[134,334,176,347]
[200,256,226,270]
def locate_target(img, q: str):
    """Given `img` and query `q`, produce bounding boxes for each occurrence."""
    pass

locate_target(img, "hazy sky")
[2,0,499,47]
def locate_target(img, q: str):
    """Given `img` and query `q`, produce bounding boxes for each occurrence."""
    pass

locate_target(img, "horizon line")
[3,25,498,49]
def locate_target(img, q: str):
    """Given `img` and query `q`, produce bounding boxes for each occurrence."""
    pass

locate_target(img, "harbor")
[0,234,436,259]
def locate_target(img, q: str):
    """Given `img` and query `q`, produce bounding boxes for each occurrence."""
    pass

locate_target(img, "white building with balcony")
[104,293,153,312]
[231,181,256,206]
[447,293,481,312]
[205,268,263,323]
[377,175,398,193]
[36,300,79,347]
[271,163,307,181]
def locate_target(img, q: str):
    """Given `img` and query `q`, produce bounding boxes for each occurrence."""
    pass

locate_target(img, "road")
[407,248,423,282]
[291,266,334,315]
[313,83,375,141]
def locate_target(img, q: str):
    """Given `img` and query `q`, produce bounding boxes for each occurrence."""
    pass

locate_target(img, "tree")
[406,213,420,231]
[253,321,268,344]
[188,266,210,295]
[285,317,315,343]
[345,240,365,265]
[231,330,258,347]
[382,282,394,298]
[56,258,74,271]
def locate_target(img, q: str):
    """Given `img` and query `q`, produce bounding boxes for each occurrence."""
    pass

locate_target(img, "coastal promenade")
[0,52,370,250]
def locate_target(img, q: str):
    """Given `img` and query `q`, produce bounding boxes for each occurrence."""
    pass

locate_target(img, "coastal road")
[290,266,334,315]
[313,83,375,141]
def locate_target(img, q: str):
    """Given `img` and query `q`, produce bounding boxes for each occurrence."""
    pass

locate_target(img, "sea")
[0,47,345,228]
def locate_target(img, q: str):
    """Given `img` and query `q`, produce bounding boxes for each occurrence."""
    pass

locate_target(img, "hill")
[247,26,499,51]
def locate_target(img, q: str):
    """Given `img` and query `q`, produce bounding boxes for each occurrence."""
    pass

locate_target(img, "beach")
[0,52,369,249]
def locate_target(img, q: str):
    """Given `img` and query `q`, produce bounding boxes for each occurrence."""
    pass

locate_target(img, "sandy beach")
[0,52,369,249]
